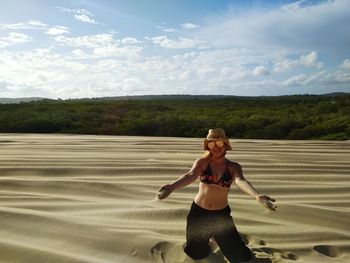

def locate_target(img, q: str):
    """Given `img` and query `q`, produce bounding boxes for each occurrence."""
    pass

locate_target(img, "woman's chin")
[211,152,226,158]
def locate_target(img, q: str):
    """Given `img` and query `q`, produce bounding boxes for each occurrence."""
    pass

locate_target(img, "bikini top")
[200,160,233,188]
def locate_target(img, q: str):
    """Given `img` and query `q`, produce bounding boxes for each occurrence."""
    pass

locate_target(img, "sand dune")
[0,134,349,263]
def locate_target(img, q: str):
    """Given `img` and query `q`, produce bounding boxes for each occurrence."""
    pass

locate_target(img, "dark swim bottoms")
[184,202,251,263]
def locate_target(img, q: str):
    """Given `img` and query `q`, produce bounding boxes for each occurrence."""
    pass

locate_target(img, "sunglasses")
[207,140,225,149]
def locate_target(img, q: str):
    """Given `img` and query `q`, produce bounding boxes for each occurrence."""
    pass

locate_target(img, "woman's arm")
[157,158,204,199]
[231,162,277,211]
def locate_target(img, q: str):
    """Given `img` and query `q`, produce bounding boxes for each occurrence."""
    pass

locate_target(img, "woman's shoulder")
[195,156,211,164]
[225,159,242,170]
[194,157,211,167]
[190,157,210,172]
[225,159,244,179]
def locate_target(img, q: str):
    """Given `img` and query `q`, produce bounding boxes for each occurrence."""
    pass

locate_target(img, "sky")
[0,0,349,99]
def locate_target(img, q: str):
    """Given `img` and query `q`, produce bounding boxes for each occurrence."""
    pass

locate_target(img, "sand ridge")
[0,134,349,263]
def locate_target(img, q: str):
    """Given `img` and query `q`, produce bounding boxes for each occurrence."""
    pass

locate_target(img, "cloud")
[54,34,115,48]
[198,0,350,55]
[156,22,177,33]
[74,14,97,24]
[0,81,10,92]
[0,20,70,38]
[181,23,199,30]
[0,20,47,30]
[281,0,313,12]
[53,34,143,57]
[283,74,308,87]
[282,69,350,88]
[314,70,350,85]
[71,49,87,57]
[121,37,140,45]
[57,7,103,25]
[1,44,348,98]
[252,66,270,76]
[333,71,350,83]
[274,51,322,72]
[46,26,70,35]
[0,48,92,97]
[149,36,205,49]
[273,58,299,72]
[93,44,143,57]
[339,59,350,70]
[299,51,322,68]
[0,47,149,97]
[0,47,252,98]
[0,32,32,48]
[75,8,93,16]
[162,28,176,33]
[73,8,99,24]
[157,23,199,33]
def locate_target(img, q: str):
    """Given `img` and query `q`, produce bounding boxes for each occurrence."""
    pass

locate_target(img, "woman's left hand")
[256,195,277,211]
[156,184,174,200]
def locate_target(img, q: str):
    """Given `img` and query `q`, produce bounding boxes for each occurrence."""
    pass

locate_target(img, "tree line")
[0,94,349,140]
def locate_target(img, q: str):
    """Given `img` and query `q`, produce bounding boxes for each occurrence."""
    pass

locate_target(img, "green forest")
[0,94,349,140]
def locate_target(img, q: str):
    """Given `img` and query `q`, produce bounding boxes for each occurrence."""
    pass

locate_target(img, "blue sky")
[0,0,349,98]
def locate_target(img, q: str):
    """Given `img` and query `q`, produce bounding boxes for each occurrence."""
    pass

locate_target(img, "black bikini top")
[200,160,233,188]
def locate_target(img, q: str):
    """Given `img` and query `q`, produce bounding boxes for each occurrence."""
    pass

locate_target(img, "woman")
[157,128,277,263]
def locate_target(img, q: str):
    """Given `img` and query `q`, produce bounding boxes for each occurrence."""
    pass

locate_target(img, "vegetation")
[0,94,349,140]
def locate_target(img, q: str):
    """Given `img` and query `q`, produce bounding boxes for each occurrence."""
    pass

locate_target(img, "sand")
[0,134,349,263]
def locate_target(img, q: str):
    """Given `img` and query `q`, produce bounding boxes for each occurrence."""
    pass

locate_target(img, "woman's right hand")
[157,184,174,200]
[256,194,277,211]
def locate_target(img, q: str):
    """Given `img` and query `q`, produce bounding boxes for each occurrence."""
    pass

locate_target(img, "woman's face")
[208,140,227,158]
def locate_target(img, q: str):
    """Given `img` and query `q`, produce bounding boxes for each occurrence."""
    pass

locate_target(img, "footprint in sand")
[151,242,195,263]
[247,236,266,246]
[150,242,172,263]
[209,237,274,263]
[313,245,341,258]
[150,241,226,263]
[282,252,298,261]
[252,247,298,261]
[248,236,298,262]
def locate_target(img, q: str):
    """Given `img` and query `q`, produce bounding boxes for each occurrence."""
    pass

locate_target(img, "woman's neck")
[210,156,226,163]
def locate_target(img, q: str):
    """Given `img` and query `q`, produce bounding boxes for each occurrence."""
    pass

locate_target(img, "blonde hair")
[202,150,212,158]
